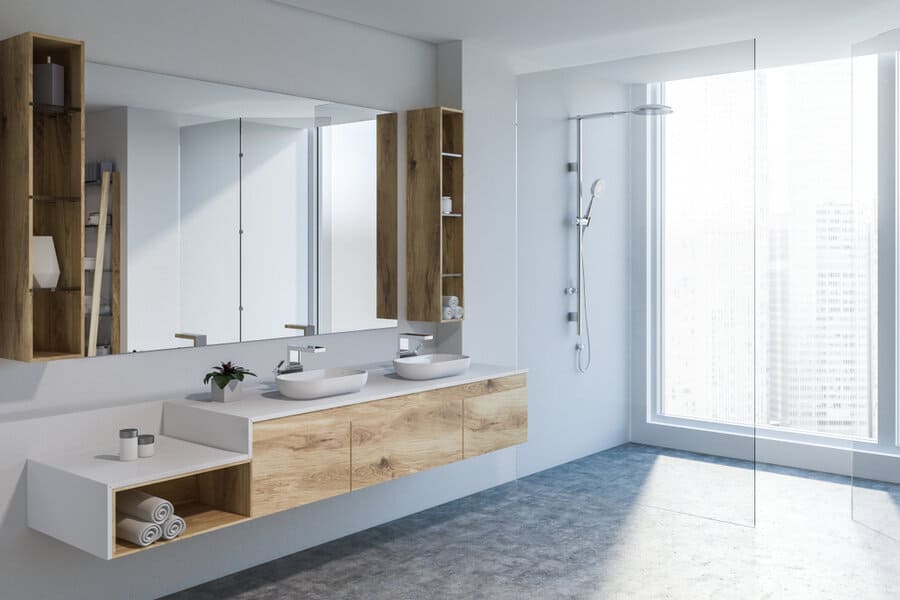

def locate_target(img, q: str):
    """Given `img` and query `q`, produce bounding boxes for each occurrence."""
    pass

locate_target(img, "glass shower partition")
[590,40,759,527]
[851,27,900,542]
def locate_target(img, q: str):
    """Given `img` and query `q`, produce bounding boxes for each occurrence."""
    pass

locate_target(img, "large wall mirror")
[83,63,397,354]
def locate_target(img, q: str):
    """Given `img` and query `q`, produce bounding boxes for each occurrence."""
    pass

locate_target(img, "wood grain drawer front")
[463,377,528,459]
[351,393,462,490]
[252,411,351,518]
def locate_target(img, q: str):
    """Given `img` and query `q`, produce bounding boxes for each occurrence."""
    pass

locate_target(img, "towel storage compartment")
[27,435,250,559]
[113,462,251,557]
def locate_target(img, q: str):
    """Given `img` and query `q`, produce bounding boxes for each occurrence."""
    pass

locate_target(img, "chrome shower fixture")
[571,103,674,121]
[580,178,605,228]
[568,103,672,373]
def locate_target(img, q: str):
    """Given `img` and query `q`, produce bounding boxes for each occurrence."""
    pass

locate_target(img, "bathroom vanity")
[27,365,527,559]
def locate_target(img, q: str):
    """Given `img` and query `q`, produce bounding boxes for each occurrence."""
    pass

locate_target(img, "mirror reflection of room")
[84,63,395,354]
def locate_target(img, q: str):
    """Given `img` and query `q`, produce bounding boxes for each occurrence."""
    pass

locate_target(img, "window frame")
[641,54,900,461]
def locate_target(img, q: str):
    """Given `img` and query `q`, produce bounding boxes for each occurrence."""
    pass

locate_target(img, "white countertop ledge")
[28,435,249,490]
[166,363,525,423]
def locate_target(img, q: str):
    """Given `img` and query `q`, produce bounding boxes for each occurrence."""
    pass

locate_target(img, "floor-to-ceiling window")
[659,56,879,440]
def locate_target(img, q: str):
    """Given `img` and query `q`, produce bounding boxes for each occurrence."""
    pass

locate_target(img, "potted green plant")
[204,361,256,403]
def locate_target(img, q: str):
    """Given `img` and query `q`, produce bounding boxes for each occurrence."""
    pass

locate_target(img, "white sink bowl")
[276,368,368,400]
[393,354,471,380]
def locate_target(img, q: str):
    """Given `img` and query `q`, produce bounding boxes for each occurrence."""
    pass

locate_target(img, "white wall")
[126,108,184,352]
[516,69,633,476]
[179,120,241,345]
[458,44,519,368]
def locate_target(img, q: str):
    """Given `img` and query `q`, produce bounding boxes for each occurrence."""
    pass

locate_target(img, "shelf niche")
[113,462,251,558]
[406,107,464,322]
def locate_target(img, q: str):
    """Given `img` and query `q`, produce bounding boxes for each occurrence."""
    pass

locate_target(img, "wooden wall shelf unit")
[406,107,464,322]
[376,112,398,320]
[0,32,85,361]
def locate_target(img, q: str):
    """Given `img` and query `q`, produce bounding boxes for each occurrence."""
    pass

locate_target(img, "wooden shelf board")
[440,319,464,324]
[32,350,82,361]
[113,501,249,558]
[32,194,80,202]
[442,273,463,278]
[442,213,462,218]
[31,286,81,293]
[32,103,81,116]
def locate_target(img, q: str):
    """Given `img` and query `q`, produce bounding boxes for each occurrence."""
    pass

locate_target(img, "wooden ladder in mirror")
[86,172,110,357]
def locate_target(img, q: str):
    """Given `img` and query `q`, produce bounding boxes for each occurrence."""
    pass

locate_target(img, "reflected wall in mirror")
[84,63,397,354]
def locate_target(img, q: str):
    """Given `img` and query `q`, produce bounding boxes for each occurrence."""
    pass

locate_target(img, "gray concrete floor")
[163,444,900,599]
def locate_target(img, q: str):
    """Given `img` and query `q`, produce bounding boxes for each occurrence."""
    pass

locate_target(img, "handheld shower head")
[582,178,605,227]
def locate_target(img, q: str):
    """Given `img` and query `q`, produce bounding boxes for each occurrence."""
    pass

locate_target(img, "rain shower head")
[631,103,673,116]
[571,103,673,121]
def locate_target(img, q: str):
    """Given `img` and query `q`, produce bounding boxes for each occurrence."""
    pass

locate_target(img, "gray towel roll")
[117,490,173,524]
[116,515,162,547]
[162,514,186,540]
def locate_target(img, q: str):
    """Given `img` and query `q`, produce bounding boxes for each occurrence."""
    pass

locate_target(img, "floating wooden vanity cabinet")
[406,107,464,322]
[0,32,85,361]
[376,112,398,320]
[251,409,352,518]
[28,368,527,559]
[349,390,463,489]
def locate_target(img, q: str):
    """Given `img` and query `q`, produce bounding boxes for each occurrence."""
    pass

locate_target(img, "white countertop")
[29,435,249,489]
[166,363,525,423]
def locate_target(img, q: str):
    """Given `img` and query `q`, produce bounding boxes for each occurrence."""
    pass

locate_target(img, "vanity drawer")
[350,392,462,490]
[251,409,351,517]
[463,374,528,459]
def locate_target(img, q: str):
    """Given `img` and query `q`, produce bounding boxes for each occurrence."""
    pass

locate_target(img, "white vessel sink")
[393,354,471,380]
[276,368,368,400]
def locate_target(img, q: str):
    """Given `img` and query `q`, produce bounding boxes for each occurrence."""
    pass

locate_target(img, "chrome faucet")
[274,343,326,375]
[397,332,434,358]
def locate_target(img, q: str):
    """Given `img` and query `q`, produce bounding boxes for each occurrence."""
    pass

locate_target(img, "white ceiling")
[271,0,900,72]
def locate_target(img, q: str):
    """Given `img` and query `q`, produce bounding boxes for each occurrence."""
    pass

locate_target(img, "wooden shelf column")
[0,32,85,361]
[406,107,464,322]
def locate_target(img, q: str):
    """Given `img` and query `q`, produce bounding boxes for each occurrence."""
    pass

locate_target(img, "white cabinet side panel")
[27,460,111,559]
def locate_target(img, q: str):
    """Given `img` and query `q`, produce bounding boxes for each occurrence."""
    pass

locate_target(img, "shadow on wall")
[0,360,47,419]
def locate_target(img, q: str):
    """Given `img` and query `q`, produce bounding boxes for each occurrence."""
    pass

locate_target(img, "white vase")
[211,379,242,403]
[32,235,61,289]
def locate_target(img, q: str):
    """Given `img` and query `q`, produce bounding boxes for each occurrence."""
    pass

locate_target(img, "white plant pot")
[211,379,243,403]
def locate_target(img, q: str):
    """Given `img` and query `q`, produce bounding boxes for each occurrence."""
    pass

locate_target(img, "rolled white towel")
[452,306,464,319]
[161,514,186,540]
[117,490,173,524]
[442,306,453,320]
[116,515,162,547]
[442,295,459,308]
